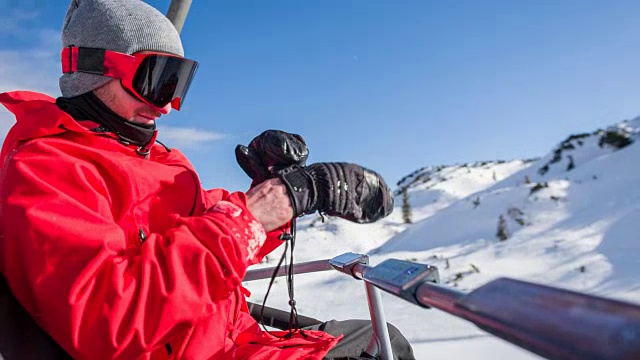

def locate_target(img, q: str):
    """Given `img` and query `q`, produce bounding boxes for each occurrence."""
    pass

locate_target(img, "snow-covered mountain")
[244,117,639,359]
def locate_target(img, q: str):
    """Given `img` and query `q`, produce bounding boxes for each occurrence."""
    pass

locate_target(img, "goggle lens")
[133,55,198,110]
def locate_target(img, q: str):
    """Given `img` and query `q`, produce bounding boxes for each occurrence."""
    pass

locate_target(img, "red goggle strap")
[61,46,136,79]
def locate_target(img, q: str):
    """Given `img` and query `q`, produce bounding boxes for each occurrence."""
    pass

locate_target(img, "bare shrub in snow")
[445,264,481,287]
[507,207,526,226]
[497,215,509,241]
[538,164,550,175]
[529,182,548,195]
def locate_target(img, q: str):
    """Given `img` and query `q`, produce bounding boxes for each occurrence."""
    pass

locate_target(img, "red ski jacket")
[0,91,340,359]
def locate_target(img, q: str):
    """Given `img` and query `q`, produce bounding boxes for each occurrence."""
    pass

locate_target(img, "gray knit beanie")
[60,0,184,97]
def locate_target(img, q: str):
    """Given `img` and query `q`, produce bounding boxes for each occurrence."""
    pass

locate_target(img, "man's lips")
[137,113,159,123]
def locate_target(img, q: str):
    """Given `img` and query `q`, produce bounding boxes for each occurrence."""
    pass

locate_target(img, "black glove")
[235,130,309,183]
[276,163,394,224]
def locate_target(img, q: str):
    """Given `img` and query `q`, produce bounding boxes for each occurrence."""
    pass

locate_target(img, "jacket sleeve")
[202,189,287,266]
[0,139,266,359]
[251,226,289,264]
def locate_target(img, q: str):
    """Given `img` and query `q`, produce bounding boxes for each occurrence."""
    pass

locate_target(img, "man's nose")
[158,103,172,115]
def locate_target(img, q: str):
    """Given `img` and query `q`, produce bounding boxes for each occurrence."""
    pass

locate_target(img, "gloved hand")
[276,163,394,224]
[235,130,309,184]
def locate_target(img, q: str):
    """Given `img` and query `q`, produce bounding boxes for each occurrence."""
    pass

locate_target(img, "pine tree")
[402,187,412,224]
[497,215,509,241]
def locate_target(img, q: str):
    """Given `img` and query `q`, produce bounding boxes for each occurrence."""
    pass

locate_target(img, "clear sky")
[2,0,640,191]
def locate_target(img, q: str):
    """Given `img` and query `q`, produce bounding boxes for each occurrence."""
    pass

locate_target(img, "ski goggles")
[62,46,198,110]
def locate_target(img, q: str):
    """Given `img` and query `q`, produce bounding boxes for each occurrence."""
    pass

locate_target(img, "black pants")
[305,319,415,360]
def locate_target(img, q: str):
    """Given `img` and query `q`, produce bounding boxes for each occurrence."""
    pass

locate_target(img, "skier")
[0,0,413,359]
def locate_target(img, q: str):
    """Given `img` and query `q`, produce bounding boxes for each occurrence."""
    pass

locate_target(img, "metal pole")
[166,0,193,34]
[351,262,368,279]
[364,283,394,360]
[326,255,395,359]
[415,278,640,360]
[414,281,465,314]
[244,259,334,281]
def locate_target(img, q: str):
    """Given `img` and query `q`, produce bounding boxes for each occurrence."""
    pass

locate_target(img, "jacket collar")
[0,91,90,141]
[0,91,97,164]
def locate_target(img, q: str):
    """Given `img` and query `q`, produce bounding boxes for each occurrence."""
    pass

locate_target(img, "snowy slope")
[244,117,639,359]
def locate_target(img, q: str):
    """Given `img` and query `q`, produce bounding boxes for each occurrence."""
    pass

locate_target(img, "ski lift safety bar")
[244,252,640,360]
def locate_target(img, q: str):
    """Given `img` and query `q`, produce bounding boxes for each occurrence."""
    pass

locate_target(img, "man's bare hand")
[246,178,294,232]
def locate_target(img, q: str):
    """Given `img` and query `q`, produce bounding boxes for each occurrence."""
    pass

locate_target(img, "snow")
[244,119,640,359]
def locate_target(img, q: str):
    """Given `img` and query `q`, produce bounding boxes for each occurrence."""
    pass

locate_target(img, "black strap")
[276,165,318,217]
[76,47,106,75]
[258,219,309,337]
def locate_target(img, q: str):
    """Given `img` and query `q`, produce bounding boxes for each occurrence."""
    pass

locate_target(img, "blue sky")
[2,0,640,191]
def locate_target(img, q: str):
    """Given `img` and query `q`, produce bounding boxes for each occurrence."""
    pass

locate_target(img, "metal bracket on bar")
[363,259,440,308]
[328,252,369,279]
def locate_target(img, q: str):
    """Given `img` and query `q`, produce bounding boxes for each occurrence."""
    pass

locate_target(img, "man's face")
[93,79,172,125]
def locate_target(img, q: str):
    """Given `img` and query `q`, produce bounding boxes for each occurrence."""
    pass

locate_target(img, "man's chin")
[131,116,157,125]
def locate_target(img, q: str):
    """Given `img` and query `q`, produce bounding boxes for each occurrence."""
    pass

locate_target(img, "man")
[0,1,413,359]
